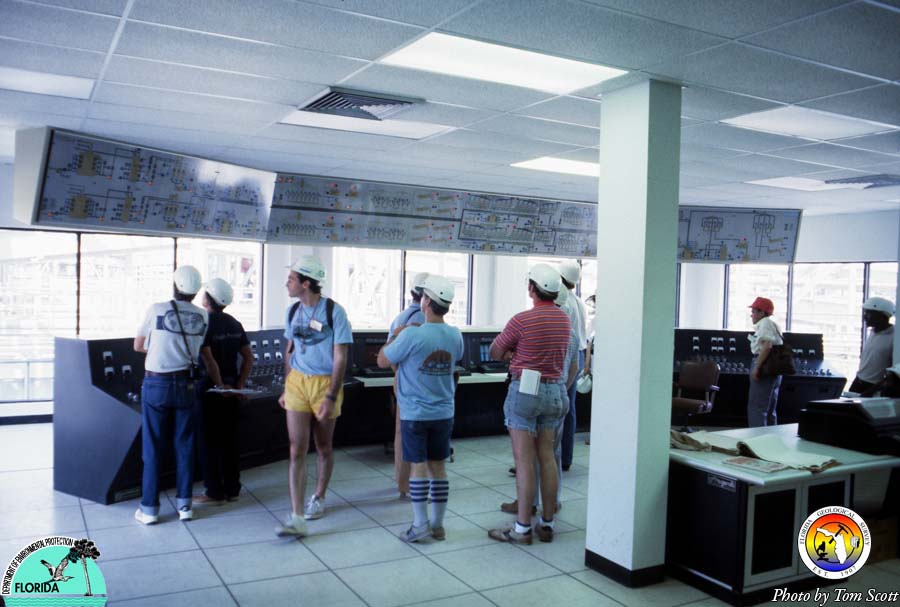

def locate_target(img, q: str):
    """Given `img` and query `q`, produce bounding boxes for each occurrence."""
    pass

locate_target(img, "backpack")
[289,298,335,330]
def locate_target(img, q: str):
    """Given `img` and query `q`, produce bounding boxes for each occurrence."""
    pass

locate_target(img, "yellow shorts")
[284,370,343,418]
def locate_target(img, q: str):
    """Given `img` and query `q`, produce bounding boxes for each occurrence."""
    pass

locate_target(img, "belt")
[512,376,562,384]
[145,370,191,377]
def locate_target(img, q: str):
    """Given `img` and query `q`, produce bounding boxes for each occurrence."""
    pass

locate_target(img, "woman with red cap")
[747,296,783,427]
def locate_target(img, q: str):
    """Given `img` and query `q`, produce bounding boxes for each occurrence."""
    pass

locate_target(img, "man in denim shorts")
[488,263,571,544]
[378,275,464,543]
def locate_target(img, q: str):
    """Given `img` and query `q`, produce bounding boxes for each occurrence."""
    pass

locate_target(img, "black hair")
[529,280,557,302]
[561,277,575,290]
[410,289,423,303]
[427,298,449,316]
[297,273,323,295]
[204,292,226,313]
[173,284,196,302]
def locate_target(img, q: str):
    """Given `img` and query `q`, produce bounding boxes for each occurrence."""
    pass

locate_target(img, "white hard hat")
[412,272,430,293]
[173,265,202,295]
[558,260,581,285]
[554,284,568,306]
[528,263,560,295]
[421,274,454,306]
[205,278,234,307]
[290,255,326,285]
[863,296,894,317]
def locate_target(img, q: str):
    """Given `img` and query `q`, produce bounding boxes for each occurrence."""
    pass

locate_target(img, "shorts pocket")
[513,391,542,419]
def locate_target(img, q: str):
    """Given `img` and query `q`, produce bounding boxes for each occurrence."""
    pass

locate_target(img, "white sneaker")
[178,507,193,521]
[304,495,325,520]
[276,514,308,537]
[134,508,159,525]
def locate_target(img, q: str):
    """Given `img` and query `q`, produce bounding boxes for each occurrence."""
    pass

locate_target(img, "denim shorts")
[401,418,454,463]
[503,379,568,434]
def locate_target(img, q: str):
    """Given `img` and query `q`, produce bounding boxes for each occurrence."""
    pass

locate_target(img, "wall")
[795,210,900,262]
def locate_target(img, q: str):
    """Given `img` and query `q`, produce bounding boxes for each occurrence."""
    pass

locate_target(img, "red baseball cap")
[749,297,774,315]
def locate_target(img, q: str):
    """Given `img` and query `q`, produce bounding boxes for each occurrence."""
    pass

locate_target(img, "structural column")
[585,79,681,585]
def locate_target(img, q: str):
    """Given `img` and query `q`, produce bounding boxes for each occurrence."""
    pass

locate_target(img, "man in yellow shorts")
[276,255,352,537]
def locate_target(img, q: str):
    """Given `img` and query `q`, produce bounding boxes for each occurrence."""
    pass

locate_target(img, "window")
[580,259,596,301]
[726,264,789,330]
[868,262,898,304]
[405,250,470,326]
[791,263,865,381]
[329,247,402,329]
[177,238,262,329]
[0,230,77,403]
[80,234,175,338]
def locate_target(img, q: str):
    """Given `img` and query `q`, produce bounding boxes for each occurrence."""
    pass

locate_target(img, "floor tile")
[229,571,365,607]
[447,451,509,468]
[205,538,326,584]
[0,505,85,539]
[555,497,587,529]
[444,486,511,516]
[335,556,470,607]
[871,558,900,577]
[328,476,398,503]
[107,585,235,606]
[187,511,282,548]
[463,510,577,535]
[356,496,421,525]
[83,497,177,531]
[88,519,199,561]
[520,529,589,572]
[272,503,380,535]
[452,463,516,486]
[0,483,81,513]
[386,516,496,555]
[302,526,418,569]
[0,424,53,471]
[483,573,620,607]
[430,543,560,590]
[102,550,221,602]
[572,570,709,607]
[0,468,55,490]
[410,594,495,607]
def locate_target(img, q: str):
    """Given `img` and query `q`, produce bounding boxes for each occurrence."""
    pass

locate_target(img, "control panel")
[351,330,470,378]
[464,332,509,374]
[87,339,147,409]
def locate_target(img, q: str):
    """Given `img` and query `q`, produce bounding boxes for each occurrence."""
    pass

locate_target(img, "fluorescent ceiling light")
[747,176,869,191]
[723,106,896,141]
[0,66,94,99]
[280,110,454,139]
[380,32,627,94]
[512,157,600,177]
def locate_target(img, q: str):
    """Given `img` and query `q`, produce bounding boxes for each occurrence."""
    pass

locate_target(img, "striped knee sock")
[409,477,429,528]
[429,478,449,528]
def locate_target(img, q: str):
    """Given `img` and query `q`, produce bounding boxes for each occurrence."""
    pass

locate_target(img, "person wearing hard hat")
[276,255,353,537]
[556,260,588,471]
[193,278,253,507]
[133,265,209,525]
[747,296,784,427]
[386,272,430,500]
[487,263,571,544]
[377,274,464,543]
[848,297,895,396]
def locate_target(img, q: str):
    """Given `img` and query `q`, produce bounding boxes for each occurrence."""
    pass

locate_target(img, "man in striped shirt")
[487,263,571,544]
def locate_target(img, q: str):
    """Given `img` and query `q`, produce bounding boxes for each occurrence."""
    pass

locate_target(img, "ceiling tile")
[425,129,578,156]
[32,0,128,15]
[86,103,268,135]
[103,56,328,106]
[0,38,105,79]
[302,0,476,27]
[129,0,423,60]
[0,1,119,52]
[115,22,368,83]
[228,137,389,162]
[649,43,878,103]
[514,96,602,128]
[578,0,846,39]
[680,144,745,163]
[833,131,900,156]
[402,142,532,165]
[0,110,84,131]
[471,114,601,147]
[82,118,246,149]
[713,153,831,178]
[390,103,500,128]
[801,84,900,128]
[745,3,900,81]
[255,123,415,151]
[681,86,782,121]
[0,89,90,118]
[442,0,722,70]
[555,148,601,163]
[343,64,554,112]
[93,82,295,123]
[767,143,900,169]
[681,123,807,152]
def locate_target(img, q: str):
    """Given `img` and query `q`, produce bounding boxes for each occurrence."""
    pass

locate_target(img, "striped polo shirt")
[492,300,572,380]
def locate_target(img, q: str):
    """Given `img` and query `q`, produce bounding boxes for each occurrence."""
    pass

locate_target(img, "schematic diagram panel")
[678,206,801,263]
[35,130,275,241]
[268,174,597,257]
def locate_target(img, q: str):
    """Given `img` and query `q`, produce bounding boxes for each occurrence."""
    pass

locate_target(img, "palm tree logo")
[65,538,101,596]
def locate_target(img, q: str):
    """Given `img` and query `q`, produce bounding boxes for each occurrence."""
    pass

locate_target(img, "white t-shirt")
[562,293,588,351]
[857,325,894,383]
[749,316,783,355]
[137,300,209,373]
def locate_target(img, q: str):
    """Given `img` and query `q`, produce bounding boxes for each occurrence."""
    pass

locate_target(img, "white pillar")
[585,79,681,585]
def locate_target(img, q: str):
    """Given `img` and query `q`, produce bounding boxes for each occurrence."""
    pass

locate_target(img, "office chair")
[672,360,720,432]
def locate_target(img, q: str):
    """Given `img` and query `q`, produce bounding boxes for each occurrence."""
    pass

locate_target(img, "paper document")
[671,430,840,473]
[519,369,541,396]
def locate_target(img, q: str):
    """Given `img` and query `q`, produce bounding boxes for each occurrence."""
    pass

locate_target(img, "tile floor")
[0,423,897,606]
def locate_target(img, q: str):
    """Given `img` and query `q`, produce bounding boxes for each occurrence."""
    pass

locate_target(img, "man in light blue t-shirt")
[378,274,463,544]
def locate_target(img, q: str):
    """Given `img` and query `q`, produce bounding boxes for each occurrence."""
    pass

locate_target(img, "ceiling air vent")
[300,88,421,121]
[826,174,900,189]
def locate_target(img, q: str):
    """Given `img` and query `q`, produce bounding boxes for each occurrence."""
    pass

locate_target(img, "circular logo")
[2,537,107,606]
[798,507,870,579]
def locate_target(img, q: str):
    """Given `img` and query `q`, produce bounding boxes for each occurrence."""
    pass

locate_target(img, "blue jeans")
[141,375,196,515]
[562,350,585,467]
[747,365,782,427]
